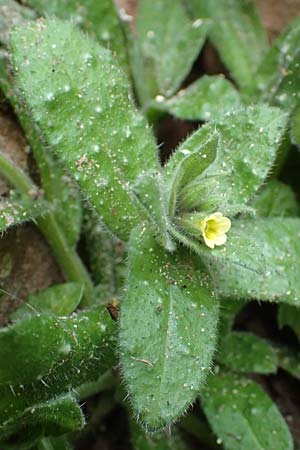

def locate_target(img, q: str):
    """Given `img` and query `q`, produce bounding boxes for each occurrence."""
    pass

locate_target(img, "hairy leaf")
[119,226,219,429]
[11,282,84,321]
[217,332,278,374]
[202,370,293,450]
[178,106,287,213]
[186,0,268,89]
[252,180,298,217]
[21,0,128,69]
[0,306,115,386]
[276,345,300,379]
[128,0,209,105]
[0,394,83,449]
[203,218,300,305]
[151,75,240,121]
[11,19,159,240]
[164,132,218,219]
[0,35,82,249]
[83,211,125,300]
[278,304,300,340]
[0,192,45,232]
[218,298,246,338]
[251,19,300,112]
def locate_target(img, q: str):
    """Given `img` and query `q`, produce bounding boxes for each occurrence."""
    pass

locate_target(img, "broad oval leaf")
[217,332,278,374]
[151,75,240,121]
[11,282,84,321]
[0,306,115,386]
[127,0,210,105]
[10,19,160,240]
[251,180,298,218]
[201,370,293,450]
[21,0,128,69]
[0,394,83,449]
[119,226,219,429]
[203,218,300,305]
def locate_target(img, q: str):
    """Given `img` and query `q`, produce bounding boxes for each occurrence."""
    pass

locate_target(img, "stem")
[0,153,94,305]
[0,152,38,196]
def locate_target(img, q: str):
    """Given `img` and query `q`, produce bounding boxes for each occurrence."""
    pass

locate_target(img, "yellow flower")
[199,212,231,249]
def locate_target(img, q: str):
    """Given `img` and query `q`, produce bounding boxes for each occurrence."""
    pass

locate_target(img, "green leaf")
[133,172,175,251]
[217,332,278,374]
[0,306,116,446]
[21,0,128,69]
[278,304,300,340]
[164,131,218,219]
[203,218,300,305]
[0,36,82,249]
[291,103,300,147]
[11,282,84,321]
[150,75,240,121]
[119,226,219,429]
[276,345,300,379]
[0,306,115,386]
[0,0,36,46]
[202,370,293,450]
[0,192,45,232]
[38,436,73,450]
[131,420,187,450]
[127,0,210,105]
[0,394,83,449]
[218,298,246,337]
[11,19,159,240]
[186,0,268,89]
[251,19,300,112]
[83,211,125,300]
[252,180,298,217]
[178,106,287,213]
[37,436,73,450]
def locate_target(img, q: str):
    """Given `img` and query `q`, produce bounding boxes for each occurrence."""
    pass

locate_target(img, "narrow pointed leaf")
[134,172,175,251]
[187,0,268,89]
[179,106,287,213]
[10,19,159,240]
[164,132,218,219]
[119,226,219,429]
[202,370,293,450]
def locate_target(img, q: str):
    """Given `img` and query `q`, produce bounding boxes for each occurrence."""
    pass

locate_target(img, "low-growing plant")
[0,0,300,449]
